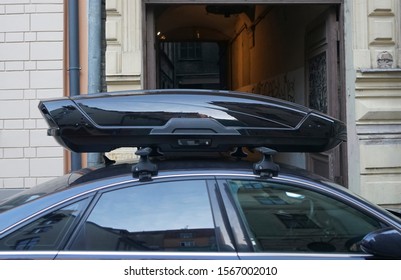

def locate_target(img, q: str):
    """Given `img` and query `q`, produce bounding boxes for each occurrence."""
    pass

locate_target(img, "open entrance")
[158,41,228,89]
[143,1,347,185]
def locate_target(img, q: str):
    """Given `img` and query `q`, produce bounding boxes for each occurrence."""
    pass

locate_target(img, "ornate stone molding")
[105,0,142,90]
[355,69,401,122]
[367,0,399,67]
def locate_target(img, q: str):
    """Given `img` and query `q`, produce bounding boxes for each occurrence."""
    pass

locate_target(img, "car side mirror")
[360,227,401,259]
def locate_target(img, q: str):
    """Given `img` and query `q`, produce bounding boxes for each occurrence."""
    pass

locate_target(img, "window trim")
[55,251,239,260]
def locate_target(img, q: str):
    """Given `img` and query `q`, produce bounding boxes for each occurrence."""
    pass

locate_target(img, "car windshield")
[0,173,82,213]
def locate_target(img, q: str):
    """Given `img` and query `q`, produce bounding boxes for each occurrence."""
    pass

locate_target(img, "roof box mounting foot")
[230,147,248,159]
[253,147,280,178]
[132,147,158,181]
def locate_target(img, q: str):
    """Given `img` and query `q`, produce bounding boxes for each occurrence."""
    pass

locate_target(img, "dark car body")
[1,157,400,260]
[1,89,400,259]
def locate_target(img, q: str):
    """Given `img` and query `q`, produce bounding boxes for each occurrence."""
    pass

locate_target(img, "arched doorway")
[142,1,347,185]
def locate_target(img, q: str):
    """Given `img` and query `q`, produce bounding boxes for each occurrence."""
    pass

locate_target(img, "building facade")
[0,0,65,197]
[0,0,400,208]
[350,0,401,207]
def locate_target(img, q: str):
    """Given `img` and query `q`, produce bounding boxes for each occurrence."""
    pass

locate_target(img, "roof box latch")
[253,147,280,178]
[132,147,158,181]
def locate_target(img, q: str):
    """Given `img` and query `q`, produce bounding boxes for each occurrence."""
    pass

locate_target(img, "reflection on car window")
[0,173,83,213]
[0,199,89,251]
[70,180,217,252]
[227,180,386,254]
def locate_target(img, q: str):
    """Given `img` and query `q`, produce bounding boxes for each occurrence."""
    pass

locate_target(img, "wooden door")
[305,6,347,185]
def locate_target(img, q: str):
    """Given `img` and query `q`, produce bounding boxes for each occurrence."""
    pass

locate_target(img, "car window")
[0,199,89,251]
[227,180,386,254]
[70,180,218,252]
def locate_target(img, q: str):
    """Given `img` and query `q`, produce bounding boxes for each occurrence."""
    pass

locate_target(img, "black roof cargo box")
[38,89,346,153]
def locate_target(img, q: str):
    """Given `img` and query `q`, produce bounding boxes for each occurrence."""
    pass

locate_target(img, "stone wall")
[0,0,64,198]
[349,0,401,206]
[105,0,142,91]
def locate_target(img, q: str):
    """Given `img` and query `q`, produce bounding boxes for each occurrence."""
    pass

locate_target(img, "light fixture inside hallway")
[157,31,166,40]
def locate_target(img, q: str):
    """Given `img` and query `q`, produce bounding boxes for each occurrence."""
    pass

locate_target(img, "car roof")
[0,154,321,211]
[69,154,325,188]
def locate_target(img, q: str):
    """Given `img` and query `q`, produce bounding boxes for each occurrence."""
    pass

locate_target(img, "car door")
[57,177,238,260]
[217,176,396,260]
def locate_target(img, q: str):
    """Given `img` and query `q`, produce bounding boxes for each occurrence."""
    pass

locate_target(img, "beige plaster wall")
[0,0,65,198]
[350,0,401,206]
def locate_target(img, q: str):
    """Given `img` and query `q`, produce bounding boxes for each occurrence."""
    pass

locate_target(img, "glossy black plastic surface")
[38,89,346,153]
